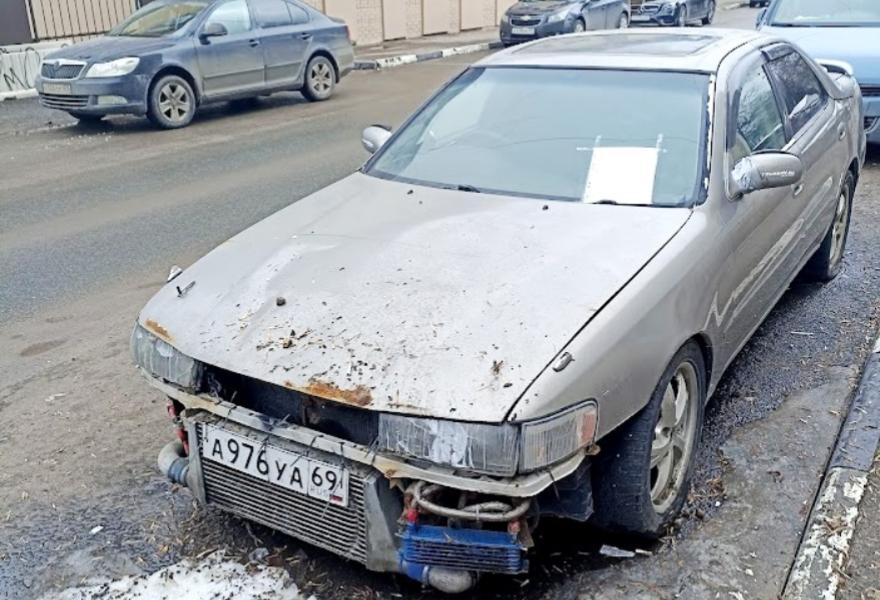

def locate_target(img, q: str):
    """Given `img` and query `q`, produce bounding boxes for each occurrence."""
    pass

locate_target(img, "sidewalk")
[354,27,500,70]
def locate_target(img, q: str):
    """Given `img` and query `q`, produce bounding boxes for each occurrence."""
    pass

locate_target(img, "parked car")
[631,0,716,26]
[757,0,880,144]
[133,29,863,593]
[34,0,354,129]
[500,0,630,46]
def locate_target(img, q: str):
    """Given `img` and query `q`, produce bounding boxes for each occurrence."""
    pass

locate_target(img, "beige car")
[132,29,864,592]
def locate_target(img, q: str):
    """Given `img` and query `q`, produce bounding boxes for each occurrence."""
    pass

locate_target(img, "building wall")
[2,0,522,47]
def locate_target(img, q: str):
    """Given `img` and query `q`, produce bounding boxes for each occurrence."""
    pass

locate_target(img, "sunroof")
[519,33,720,57]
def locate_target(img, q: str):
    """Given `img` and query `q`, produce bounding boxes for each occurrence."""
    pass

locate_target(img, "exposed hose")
[400,561,477,594]
[409,481,531,523]
[158,440,190,486]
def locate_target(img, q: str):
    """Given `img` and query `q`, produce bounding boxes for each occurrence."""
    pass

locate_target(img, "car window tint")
[286,1,309,24]
[731,64,787,163]
[253,0,293,27]
[767,51,827,135]
[207,0,252,34]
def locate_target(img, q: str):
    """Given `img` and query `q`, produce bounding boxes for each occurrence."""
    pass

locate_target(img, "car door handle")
[298,32,312,40]
[248,39,260,47]
[793,183,805,197]
[838,123,847,140]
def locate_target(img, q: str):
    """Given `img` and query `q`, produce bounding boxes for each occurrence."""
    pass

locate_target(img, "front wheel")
[147,75,196,129]
[573,18,586,33]
[592,342,706,537]
[675,5,688,27]
[617,12,629,28]
[702,1,715,25]
[801,171,854,282]
[302,56,336,102]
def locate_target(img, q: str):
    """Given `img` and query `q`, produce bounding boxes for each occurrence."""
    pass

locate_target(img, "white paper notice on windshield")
[582,147,659,205]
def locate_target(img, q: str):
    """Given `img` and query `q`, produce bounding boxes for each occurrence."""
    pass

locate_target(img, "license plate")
[201,425,349,507]
[43,82,72,95]
[512,26,536,35]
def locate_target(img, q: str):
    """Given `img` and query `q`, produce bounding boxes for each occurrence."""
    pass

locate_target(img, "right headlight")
[377,401,597,477]
[131,323,202,390]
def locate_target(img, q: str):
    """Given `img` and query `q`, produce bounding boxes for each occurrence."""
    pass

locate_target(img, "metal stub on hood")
[552,352,574,372]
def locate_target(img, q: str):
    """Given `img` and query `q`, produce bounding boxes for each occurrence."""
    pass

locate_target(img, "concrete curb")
[354,40,504,71]
[783,335,880,600]
[0,89,39,102]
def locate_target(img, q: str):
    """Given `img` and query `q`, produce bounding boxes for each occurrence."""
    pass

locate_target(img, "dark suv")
[35,0,354,128]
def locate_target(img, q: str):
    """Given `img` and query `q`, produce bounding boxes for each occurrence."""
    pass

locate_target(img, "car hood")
[508,1,574,16]
[761,26,880,84]
[44,36,177,62]
[138,173,690,422]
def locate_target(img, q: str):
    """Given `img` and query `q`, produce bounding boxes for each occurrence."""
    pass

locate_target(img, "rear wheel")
[592,342,706,537]
[801,171,854,282]
[147,74,196,129]
[702,1,715,25]
[617,12,629,28]
[302,56,336,102]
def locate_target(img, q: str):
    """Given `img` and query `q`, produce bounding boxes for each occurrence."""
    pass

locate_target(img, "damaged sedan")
[133,29,864,592]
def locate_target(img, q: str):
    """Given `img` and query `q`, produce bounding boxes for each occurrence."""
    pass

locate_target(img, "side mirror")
[755,8,767,29]
[362,125,392,155]
[729,152,803,199]
[200,22,228,42]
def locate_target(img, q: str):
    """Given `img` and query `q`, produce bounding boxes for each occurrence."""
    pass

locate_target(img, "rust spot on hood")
[145,319,172,342]
[301,378,373,407]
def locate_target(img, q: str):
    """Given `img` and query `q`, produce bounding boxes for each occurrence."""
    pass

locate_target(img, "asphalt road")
[2,5,879,599]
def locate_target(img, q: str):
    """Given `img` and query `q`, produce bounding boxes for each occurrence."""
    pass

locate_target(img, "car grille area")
[860,85,880,97]
[510,15,544,26]
[41,63,84,79]
[400,524,528,575]
[195,423,369,564]
[39,93,89,110]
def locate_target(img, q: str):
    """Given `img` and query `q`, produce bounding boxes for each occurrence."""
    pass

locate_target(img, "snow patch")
[39,551,314,600]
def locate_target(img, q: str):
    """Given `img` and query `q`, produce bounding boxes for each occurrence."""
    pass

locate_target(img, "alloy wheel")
[158,82,191,124]
[309,61,334,95]
[676,6,687,27]
[574,19,586,33]
[650,361,699,514]
[829,188,850,268]
[619,13,629,28]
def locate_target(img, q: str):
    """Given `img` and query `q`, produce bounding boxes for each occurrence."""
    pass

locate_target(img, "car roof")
[476,29,772,74]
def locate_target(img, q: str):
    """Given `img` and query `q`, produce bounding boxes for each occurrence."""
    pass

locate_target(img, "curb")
[0,89,39,102]
[354,40,503,71]
[783,335,880,600]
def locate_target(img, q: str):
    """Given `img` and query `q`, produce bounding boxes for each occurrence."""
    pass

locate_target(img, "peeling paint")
[303,378,373,407]
[145,319,172,342]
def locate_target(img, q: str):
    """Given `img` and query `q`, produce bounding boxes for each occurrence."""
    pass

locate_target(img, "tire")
[302,55,336,102]
[574,18,586,33]
[147,74,196,130]
[69,112,105,123]
[592,342,707,537]
[675,5,688,27]
[702,0,715,25]
[801,171,854,282]
[617,12,629,28]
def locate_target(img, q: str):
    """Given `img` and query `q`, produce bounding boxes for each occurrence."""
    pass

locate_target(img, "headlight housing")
[131,323,201,390]
[377,401,597,477]
[85,57,140,78]
[547,9,571,23]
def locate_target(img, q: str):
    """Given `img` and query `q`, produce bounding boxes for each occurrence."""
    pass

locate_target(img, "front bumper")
[500,18,577,44]
[631,10,677,26]
[34,73,149,115]
[149,373,591,580]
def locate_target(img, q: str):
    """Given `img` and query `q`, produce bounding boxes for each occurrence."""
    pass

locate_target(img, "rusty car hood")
[138,173,691,422]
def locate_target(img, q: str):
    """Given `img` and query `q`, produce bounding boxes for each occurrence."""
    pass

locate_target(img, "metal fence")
[25,0,138,42]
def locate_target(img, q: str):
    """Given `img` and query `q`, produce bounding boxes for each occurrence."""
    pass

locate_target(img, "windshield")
[109,1,209,37]
[769,0,880,26]
[366,67,709,207]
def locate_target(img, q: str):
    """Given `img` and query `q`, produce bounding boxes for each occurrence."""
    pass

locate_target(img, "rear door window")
[253,0,293,27]
[766,50,828,136]
[731,63,787,164]
[285,1,310,25]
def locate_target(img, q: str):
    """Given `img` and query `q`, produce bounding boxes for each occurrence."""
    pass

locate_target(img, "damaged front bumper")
[148,373,593,589]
